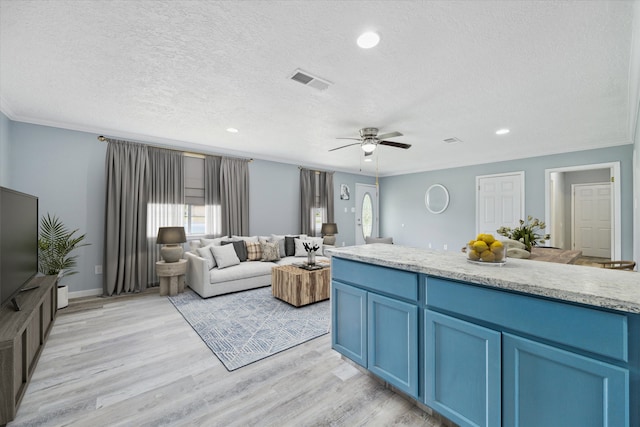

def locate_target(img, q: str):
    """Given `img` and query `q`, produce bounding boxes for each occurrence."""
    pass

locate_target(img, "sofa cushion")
[211,244,241,269]
[221,240,248,262]
[200,237,225,247]
[294,237,324,256]
[208,260,273,284]
[196,245,217,269]
[284,236,300,256]
[269,235,286,257]
[232,235,259,243]
[246,241,262,261]
[260,241,281,262]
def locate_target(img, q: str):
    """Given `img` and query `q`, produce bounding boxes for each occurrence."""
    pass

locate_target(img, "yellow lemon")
[480,250,496,262]
[468,239,476,246]
[467,249,480,261]
[490,240,503,252]
[476,233,485,241]
[482,234,496,245]
[494,250,505,262]
[472,241,488,253]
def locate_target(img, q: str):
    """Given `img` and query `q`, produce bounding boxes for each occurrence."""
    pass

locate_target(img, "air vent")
[443,137,462,144]
[289,69,332,91]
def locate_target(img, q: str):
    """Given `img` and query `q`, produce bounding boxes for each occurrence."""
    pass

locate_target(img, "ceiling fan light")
[364,157,373,162]
[361,141,376,153]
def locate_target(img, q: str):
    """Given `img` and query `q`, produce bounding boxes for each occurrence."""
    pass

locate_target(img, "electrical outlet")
[95,265,102,275]
[342,242,346,247]
[443,244,448,251]
[428,243,432,249]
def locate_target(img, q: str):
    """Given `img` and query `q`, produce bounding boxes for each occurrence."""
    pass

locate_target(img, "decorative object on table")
[340,184,350,200]
[496,216,549,252]
[303,241,320,265]
[38,213,90,309]
[466,233,506,265]
[424,184,450,214]
[168,287,329,371]
[502,239,531,259]
[156,226,186,262]
[320,222,338,245]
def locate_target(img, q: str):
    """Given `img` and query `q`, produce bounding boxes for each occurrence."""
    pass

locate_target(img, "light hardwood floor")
[8,292,452,426]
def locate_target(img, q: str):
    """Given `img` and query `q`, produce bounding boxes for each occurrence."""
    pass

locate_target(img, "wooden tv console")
[0,275,57,425]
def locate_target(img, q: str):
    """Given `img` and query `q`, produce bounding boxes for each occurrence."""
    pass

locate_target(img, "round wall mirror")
[425,184,450,214]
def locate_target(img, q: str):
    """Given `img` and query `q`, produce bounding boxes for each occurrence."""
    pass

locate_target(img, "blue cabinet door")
[368,293,419,398]
[331,281,367,367]
[503,333,629,427]
[425,310,501,427]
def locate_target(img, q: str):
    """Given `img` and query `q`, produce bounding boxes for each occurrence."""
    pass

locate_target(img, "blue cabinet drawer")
[332,257,418,302]
[426,277,628,362]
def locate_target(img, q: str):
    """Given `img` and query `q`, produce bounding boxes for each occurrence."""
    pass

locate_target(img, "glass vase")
[307,251,316,266]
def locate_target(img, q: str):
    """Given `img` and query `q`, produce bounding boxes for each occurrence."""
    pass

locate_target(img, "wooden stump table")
[156,259,188,296]
[271,264,330,307]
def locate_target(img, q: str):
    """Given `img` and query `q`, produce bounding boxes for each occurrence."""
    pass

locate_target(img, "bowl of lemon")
[466,234,506,265]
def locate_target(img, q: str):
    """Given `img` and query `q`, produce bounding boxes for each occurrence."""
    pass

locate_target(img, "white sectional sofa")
[185,234,330,298]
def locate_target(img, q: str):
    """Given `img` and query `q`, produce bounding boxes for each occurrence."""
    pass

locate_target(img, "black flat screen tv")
[0,186,39,310]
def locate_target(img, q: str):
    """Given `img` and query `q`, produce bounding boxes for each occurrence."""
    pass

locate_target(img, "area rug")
[168,287,330,371]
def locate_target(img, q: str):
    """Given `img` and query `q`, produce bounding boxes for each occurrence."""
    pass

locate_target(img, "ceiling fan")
[330,127,411,154]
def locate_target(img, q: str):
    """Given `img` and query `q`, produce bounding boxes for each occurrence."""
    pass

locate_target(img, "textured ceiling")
[1,0,638,176]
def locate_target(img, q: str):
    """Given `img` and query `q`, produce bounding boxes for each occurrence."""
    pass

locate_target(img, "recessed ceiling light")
[357,32,380,49]
[226,128,238,133]
[496,128,510,135]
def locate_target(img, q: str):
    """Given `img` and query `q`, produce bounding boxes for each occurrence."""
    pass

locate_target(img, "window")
[184,155,205,236]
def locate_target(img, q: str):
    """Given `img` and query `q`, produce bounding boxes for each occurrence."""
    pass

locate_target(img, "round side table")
[156,259,188,296]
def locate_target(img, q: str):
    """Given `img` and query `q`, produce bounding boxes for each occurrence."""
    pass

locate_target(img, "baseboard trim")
[69,288,103,299]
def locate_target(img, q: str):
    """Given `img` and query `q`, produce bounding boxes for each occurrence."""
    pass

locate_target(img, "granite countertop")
[326,244,640,314]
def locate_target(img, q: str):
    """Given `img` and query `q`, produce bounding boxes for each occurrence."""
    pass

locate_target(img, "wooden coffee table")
[271,264,330,307]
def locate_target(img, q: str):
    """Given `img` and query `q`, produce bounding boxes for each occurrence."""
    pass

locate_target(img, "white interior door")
[355,184,379,245]
[476,172,524,236]
[572,183,612,258]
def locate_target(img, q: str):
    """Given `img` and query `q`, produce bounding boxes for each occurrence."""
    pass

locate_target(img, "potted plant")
[38,213,89,309]
[496,216,550,252]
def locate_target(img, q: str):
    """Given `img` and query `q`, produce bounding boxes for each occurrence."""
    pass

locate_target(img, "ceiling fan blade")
[379,140,411,149]
[329,142,360,152]
[377,131,403,140]
[336,137,362,141]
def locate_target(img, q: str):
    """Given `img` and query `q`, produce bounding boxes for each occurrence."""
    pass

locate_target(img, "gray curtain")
[300,168,334,236]
[147,148,184,285]
[320,170,335,225]
[103,140,149,296]
[300,168,314,235]
[205,155,222,237]
[220,157,249,236]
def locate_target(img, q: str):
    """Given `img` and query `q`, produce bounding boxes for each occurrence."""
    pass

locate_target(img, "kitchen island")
[326,244,639,427]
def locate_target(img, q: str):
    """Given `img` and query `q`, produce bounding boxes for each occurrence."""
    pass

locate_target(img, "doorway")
[545,162,620,260]
[355,184,379,245]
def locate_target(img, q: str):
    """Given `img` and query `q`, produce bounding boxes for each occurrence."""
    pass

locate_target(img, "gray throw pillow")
[221,240,248,262]
[284,236,299,257]
[196,245,217,269]
[260,241,281,262]
[211,244,240,269]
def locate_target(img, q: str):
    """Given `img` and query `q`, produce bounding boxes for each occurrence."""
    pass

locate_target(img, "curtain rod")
[298,166,334,174]
[97,135,253,162]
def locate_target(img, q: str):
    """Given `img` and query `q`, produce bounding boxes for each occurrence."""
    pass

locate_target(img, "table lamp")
[321,223,338,245]
[156,226,186,262]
